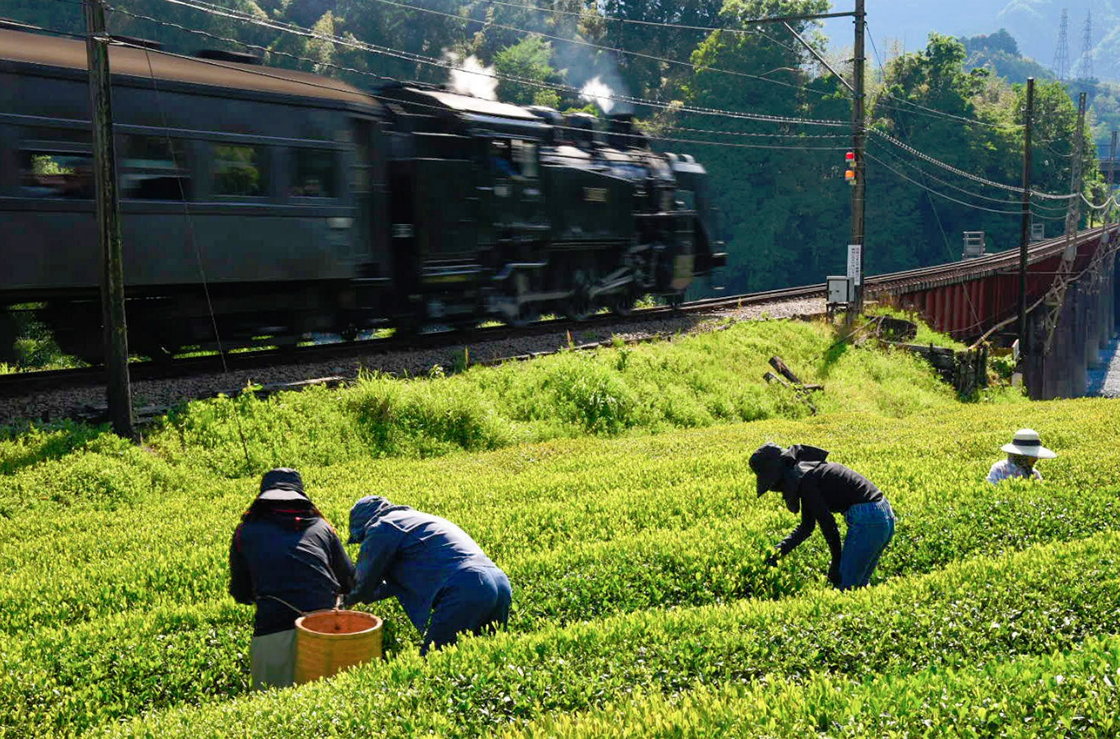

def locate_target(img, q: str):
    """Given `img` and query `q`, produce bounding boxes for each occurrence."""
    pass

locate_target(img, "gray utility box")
[827,275,854,305]
[1030,222,1045,242]
[962,231,986,259]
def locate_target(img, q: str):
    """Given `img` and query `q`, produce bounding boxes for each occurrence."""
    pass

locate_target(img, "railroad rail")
[0,282,823,399]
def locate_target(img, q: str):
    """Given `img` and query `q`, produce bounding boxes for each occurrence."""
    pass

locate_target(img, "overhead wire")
[367,0,840,98]
[864,151,1024,215]
[470,0,844,42]
[101,31,850,152]
[143,0,851,127]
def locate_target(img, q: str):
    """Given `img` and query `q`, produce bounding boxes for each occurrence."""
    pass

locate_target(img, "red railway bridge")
[866,225,1120,399]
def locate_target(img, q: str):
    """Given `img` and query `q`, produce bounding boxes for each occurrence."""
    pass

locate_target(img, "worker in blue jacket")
[345,496,511,655]
[750,443,895,590]
[229,468,354,690]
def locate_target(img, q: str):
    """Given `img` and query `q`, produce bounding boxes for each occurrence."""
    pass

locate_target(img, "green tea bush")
[506,636,1120,738]
[96,531,1120,737]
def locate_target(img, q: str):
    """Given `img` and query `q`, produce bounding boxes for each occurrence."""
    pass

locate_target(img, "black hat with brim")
[258,488,310,503]
[749,442,785,497]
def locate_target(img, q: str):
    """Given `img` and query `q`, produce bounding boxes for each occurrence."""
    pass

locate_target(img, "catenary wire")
[143,0,850,127]
[368,0,840,98]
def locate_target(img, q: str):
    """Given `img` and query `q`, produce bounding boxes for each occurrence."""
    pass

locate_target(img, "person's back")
[232,513,352,636]
[347,496,511,654]
[228,468,354,690]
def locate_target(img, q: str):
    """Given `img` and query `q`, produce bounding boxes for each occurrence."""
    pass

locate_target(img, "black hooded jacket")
[759,445,884,569]
[229,494,355,636]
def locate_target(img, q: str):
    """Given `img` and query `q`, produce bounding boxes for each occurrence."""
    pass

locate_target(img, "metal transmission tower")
[1074,10,1093,80]
[1053,8,1070,81]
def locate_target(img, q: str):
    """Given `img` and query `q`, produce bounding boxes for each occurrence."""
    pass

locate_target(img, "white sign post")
[846,244,862,286]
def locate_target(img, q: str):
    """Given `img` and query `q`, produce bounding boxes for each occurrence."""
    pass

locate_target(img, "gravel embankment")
[0,297,825,426]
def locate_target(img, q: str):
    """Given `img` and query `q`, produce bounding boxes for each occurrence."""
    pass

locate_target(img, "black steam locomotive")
[0,24,725,361]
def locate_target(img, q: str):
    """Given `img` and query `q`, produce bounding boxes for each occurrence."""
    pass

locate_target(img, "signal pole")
[1018,78,1034,357]
[850,0,866,316]
[85,0,135,439]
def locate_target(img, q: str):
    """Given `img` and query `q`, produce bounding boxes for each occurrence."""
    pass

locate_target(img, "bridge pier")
[1025,254,1120,399]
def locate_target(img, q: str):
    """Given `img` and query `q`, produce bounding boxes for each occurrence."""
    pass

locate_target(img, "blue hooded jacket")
[347,496,500,631]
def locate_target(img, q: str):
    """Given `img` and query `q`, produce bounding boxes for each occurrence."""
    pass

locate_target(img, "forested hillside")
[2,0,1103,295]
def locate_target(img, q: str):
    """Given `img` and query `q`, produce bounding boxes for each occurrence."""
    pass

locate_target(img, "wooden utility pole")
[85,0,135,438]
[850,0,866,316]
[1018,78,1034,357]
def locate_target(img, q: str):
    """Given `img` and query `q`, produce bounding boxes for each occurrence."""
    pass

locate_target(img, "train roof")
[0,27,376,107]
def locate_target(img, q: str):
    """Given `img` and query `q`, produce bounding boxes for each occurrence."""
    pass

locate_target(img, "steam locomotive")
[0,24,725,361]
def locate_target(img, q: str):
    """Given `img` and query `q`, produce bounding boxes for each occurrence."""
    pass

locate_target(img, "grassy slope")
[1,318,1114,736]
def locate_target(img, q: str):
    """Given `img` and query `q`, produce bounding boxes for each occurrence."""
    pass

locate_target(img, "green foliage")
[494,38,562,107]
[100,531,1120,736]
[144,320,971,476]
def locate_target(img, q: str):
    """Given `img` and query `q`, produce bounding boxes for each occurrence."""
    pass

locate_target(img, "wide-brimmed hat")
[258,468,309,498]
[1001,429,1056,459]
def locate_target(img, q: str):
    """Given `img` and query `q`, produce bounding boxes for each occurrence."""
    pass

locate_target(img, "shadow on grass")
[0,421,106,477]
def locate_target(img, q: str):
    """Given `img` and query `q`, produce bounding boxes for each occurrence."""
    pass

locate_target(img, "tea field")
[1,318,1118,737]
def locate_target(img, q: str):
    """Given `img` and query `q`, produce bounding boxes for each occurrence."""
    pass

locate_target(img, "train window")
[121,136,190,200]
[511,140,538,179]
[212,144,264,197]
[291,149,336,198]
[18,151,94,199]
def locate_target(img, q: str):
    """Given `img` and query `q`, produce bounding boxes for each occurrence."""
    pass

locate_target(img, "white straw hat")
[1001,429,1056,459]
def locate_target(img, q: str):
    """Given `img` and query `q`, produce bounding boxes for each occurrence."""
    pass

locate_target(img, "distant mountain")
[833,0,1120,82]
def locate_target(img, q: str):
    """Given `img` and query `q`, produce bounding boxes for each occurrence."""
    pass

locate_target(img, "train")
[0,23,725,362]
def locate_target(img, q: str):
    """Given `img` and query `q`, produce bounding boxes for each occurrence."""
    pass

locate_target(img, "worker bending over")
[751,443,895,590]
[345,496,511,655]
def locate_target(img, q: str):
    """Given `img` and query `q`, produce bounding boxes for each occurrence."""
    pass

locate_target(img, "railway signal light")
[844,151,857,185]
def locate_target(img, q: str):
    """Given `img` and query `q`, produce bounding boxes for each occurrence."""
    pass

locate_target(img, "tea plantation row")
[94,530,1120,737]
[0,401,1117,735]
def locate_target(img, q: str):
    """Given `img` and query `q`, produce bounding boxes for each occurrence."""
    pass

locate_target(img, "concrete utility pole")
[1109,130,1118,190]
[1019,78,1034,356]
[84,0,135,439]
[1065,91,1088,239]
[850,0,866,315]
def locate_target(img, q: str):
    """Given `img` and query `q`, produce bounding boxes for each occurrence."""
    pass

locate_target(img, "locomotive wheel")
[507,302,540,328]
[607,291,635,317]
[564,272,594,322]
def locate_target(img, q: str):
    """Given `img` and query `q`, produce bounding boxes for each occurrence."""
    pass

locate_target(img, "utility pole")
[1018,78,1034,357]
[850,0,866,316]
[85,0,135,438]
[1065,91,1088,239]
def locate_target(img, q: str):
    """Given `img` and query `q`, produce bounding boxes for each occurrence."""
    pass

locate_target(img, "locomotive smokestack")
[606,114,645,150]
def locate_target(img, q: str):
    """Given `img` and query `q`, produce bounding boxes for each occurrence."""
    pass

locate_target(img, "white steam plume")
[579,76,616,114]
[444,52,498,100]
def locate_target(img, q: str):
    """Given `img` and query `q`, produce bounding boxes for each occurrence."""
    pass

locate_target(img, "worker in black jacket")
[750,443,895,590]
[229,468,354,690]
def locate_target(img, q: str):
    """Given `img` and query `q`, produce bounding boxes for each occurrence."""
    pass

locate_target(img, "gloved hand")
[827,564,842,588]
[764,551,780,568]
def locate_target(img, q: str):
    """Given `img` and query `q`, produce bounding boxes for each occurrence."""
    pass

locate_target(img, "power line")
[868,139,1025,206]
[101,32,849,153]
[368,0,840,98]
[865,151,1025,215]
[142,0,850,127]
[472,0,840,39]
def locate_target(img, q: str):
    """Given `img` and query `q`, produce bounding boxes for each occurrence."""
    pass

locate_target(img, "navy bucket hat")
[749,442,785,497]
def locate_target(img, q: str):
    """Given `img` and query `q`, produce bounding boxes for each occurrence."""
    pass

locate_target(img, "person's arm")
[327,527,356,596]
[801,487,842,584]
[776,503,815,557]
[347,522,406,605]
[986,461,1004,485]
[228,526,254,605]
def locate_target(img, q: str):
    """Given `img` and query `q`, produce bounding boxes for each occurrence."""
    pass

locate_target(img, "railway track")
[0,283,824,400]
[4,224,1112,405]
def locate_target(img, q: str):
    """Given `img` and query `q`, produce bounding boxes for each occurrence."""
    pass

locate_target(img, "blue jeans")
[422,567,512,655]
[839,498,895,590]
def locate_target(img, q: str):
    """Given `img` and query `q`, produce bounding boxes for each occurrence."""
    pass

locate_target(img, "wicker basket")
[293,609,383,685]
